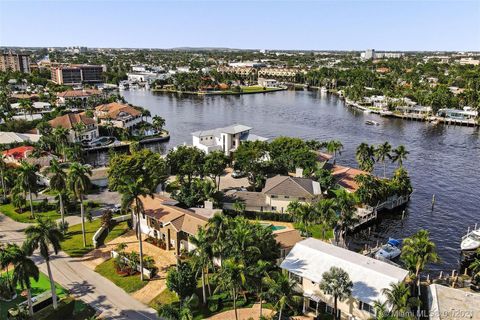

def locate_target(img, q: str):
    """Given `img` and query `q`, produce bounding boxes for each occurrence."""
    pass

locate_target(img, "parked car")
[232,170,246,178]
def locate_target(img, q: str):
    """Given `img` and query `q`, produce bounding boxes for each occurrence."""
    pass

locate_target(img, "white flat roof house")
[280,238,409,319]
[191,124,268,156]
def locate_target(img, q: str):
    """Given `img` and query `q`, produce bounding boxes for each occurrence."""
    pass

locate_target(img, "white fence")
[92,214,131,248]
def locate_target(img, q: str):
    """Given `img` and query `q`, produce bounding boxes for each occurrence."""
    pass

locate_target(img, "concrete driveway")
[0,213,158,319]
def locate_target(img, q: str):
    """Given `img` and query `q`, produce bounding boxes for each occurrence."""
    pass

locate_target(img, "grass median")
[94,258,148,293]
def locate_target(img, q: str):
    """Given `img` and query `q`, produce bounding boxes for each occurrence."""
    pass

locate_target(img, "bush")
[207,296,221,312]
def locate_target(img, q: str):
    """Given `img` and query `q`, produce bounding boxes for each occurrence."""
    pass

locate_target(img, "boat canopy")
[387,238,402,247]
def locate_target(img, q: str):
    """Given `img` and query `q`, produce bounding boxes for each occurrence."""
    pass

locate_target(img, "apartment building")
[51,64,104,85]
[0,51,30,73]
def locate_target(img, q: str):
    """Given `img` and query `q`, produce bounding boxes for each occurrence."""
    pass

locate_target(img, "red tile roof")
[48,113,96,130]
[57,89,100,98]
[329,164,369,192]
[95,102,141,119]
[2,146,34,160]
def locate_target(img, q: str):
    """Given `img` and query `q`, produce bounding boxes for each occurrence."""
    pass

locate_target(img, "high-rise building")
[0,51,31,73]
[363,49,375,60]
[51,64,104,85]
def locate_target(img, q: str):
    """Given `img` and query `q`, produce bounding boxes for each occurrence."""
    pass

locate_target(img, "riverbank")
[152,85,286,95]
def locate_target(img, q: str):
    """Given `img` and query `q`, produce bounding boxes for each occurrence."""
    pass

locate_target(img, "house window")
[142,212,145,219]
[359,301,375,314]
[299,197,306,201]
[271,206,277,211]
[284,195,290,199]
[271,195,277,199]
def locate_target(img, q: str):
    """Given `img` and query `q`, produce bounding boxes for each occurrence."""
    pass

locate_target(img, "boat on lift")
[461,225,480,251]
[375,238,402,260]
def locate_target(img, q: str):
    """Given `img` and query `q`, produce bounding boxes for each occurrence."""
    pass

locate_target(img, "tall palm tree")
[264,271,302,320]
[400,229,439,294]
[119,178,151,281]
[45,159,67,227]
[12,243,40,317]
[25,218,63,310]
[319,266,353,320]
[326,140,344,164]
[0,243,17,295]
[375,142,392,178]
[315,198,338,240]
[19,99,34,120]
[152,115,165,133]
[287,201,316,237]
[67,162,92,247]
[355,143,375,172]
[207,213,230,266]
[392,145,409,168]
[52,127,70,160]
[16,161,39,219]
[333,189,358,245]
[381,281,411,314]
[189,228,213,304]
[252,260,270,319]
[214,259,246,320]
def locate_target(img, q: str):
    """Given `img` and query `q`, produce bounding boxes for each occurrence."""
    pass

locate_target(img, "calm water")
[118,89,480,273]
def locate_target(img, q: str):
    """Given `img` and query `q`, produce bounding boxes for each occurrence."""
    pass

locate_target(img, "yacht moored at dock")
[461,225,480,251]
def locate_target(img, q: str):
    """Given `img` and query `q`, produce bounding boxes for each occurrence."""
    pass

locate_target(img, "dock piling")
[431,194,435,210]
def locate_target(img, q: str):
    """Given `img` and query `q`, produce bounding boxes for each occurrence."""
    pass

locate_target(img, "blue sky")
[0,1,479,51]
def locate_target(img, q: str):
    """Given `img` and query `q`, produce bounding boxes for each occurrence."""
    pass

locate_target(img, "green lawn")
[0,203,61,223]
[0,272,66,319]
[61,219,129,257]
[149,288,179,309]
[240,85,281,93]
[94,258,148,293]
[293,223,334,240]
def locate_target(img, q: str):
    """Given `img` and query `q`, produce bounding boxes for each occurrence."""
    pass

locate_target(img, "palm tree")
[333,189,358,245]
[45,159,67,228]
[400,229,439,294]
[16,161,39,219]
[19,99,34,120]
[119,178,151,281]
[252,260,270,318]
[207,213,230,265]
[264,271,302,320]
[375,142,392,178]
[189,228,213,304]
[315,198,338,240]
[326,140,344,164]
[67,162,92,247]
[392,145,409,168]
[469,251,480,278]
[381,281,411,314]
[12,243,40,317]
[287,201,315,237]
[319,266,353,320]
[0,243,17,295]
[214,259,246,320]
[52,127,70,160]
[24,218,63,310]
[152,115,165,133]
[355,143,375,172]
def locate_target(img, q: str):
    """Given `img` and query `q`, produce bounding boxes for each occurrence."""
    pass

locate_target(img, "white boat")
[461,229,480,251]
[320,87,328,94]
[375,239,402,260]
[365,120,379,126]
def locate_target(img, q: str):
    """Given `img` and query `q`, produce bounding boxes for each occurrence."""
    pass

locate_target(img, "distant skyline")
[0,1,479,51]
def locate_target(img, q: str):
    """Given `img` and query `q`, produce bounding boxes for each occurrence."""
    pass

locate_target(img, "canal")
[118,88,480,273]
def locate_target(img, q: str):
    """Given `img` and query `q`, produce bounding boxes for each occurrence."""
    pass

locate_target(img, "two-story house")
[94,102,142,130]
[48,113,99,143]
[191,124,268,156]
[223,174,322,213]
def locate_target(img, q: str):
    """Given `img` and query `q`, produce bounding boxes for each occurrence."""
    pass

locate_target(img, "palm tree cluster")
[0,218,63,316]
[356,142,409,174]
[163,214,296,320]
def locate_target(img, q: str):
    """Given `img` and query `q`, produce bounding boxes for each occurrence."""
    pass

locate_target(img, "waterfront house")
[280,238,409,320]
[395,105,432,117]
[223,174,322,213]
[274,228,303,264]
[48,113,99,143]
[326,164,369,193]
[94,102,142,129]
[258,78,278,88]
[191,124,268,156]
[427,284,480,320]
[56,89,101,107]
[11,101,51,114]
[437,108,478,121]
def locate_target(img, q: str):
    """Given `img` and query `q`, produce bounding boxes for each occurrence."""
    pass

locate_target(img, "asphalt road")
[0,213,158,320]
